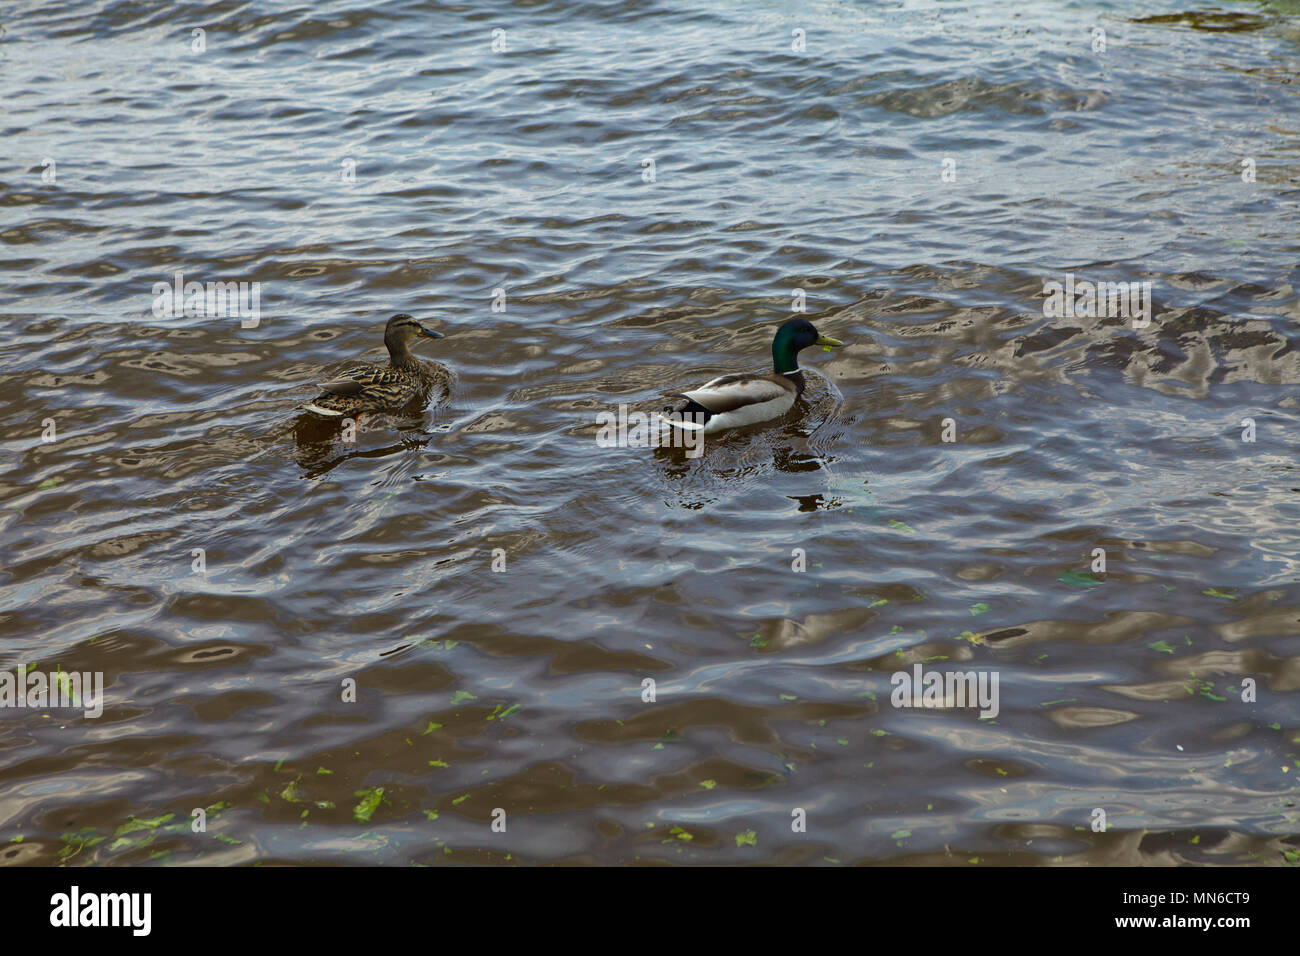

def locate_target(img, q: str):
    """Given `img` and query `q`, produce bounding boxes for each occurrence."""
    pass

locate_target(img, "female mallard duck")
[659,318,845,434]
[299,313,444,418]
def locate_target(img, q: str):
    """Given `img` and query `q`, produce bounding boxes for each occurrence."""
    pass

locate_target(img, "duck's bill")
[816,334,844,347]
[418,324,444,338]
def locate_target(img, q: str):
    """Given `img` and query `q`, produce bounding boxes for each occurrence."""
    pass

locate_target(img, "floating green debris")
[352,787,385,824]
[886,519,915,533]
[735,830,757,848]
[890,829,911,841]
[779,693,797,701]
[889,625,903,634]
[422,809,438,821]
[495,704,521,720]
[214,834,242,845]
[54,669,76,703]
[115,814,174,836]
[57,829,104,861]
[450,691,477,705]
[748,635,767,648]
[700,780,717,790]
[1202,588,1237,600]
[38,477,62,490]
[1040,698,1077,707]
[422,721,442,735]
[669,826,693,842]
[1057,571,1102,588]
[1186,679,1226,702]
[108,833,154,853]
[428,760,448,768]
[1149,641,1175,655]
[969,603,989,616]
[868,598,888,608]
[451,794,470,805]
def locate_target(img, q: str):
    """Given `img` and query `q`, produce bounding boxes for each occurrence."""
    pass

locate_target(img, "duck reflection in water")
[291,313,450,476]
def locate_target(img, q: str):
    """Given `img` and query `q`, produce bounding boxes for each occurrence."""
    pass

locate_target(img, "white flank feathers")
[299,402,345,417]
[656,413,704,431]
[673,374,797,434]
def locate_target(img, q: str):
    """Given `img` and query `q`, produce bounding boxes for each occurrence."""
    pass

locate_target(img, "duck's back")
[300,361,431,417]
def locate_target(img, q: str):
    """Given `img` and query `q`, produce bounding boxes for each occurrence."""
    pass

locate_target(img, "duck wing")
[317,365,406,395]
[669,373,794,413]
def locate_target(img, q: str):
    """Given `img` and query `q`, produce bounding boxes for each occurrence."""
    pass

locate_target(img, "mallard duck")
[659,318,845,434]
[299,313,444,418]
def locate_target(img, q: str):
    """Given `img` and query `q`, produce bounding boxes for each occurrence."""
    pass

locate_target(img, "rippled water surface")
[2,0,1299,865]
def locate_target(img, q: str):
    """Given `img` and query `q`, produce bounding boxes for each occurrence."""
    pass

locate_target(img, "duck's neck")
[772,342,805,394]
[772,338,802,378]
[385,336,419,369]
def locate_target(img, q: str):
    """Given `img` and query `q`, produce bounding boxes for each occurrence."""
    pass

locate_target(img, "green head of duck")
[772,318,844,375]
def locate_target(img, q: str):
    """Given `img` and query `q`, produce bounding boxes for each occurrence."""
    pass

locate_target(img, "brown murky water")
[2,0,1299,865]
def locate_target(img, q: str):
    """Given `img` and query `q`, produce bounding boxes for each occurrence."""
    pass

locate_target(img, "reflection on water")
[0,0,1298,866]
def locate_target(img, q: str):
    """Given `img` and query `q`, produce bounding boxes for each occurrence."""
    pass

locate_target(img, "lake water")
[2,0,1298,865]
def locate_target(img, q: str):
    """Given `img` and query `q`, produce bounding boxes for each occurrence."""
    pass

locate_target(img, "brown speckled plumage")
[299,314,444,418]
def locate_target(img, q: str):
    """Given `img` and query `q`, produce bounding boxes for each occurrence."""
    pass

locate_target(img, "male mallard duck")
[659,318,845,434]
[299,313,444,418]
